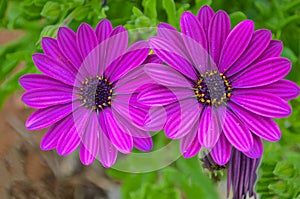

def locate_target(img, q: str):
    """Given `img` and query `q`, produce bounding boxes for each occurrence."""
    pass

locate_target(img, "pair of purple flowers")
[19,5,299,199]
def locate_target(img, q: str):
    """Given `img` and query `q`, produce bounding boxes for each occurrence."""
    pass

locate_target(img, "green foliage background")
[0,0,299,198]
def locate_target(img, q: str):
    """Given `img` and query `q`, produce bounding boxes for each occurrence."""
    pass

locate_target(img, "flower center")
[79,76,113,111]
[194,71,231,106]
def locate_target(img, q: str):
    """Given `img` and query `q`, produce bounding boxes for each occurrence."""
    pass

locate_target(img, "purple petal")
[32,53,76,86]
[165,98,201,139]
[229,101,281,141]
[107,40,149,82]
[143,54,162,64]
[149,37,198,80]
[243,135,263,159]
[157,23,190,60]
[231,57,291,88]
[98,113,118,168]
[112,104,153,139]
[22,88,72,108]
[42,37,78,74]
[181,12,209,73]
[103,108,133,153]
[143,63,193,87]
[112,95,149,136]
[253,79,300,100]
[79,144,96,165]
[219,20,254,72]
[57,27,82,69]
[138,84,193,106]
[95,19,113,43]
[231,90,291,118]
[143,106,167,131]
[197,5,215,34]
[226,29,272,76]
[41,116,75,150]
[223,109,253,152]
[198,106,221,148]
[80,112,100,161]
[105,26,128,67]
[181,12,208,50]
[114,66,154,94]
[76,23,99,76]
[42,37,61,58]
[253,40,283,64]
[210,133,231,165]
[19,74,72,91]
[133,134,153,152]
[208,10,230,65]
[72,106,92,138]
[76,24,97,51]
[180,124,201,158]
[26,104,72,130]
[55,115,80,156]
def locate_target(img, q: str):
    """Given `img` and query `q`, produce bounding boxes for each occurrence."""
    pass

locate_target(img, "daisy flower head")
[19,19,154,168]
[138,5,300,196]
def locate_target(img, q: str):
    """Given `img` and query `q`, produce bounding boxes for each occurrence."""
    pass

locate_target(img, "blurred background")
[0,0,300,198]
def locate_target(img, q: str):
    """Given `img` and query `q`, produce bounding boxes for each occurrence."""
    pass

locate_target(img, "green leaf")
[135,16,151,27]
[132,6,144,17]
[281,47,297,64]
[195,0,212,7]
[273,162,295,179]
[162,0,176,27]
[229,11,247,27]
[175,157,220,199]
[0,0,8,19]
[41,1,61,20]
[142,0,157,24]
[36,24,59,47]
[0,60,18,82]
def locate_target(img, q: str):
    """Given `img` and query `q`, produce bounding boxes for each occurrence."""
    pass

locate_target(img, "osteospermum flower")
[138,5,300,198]
[19,19,153,167]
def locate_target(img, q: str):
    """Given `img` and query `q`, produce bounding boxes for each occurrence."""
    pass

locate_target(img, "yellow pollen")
[227,93,231,97]
[200,98,205,103]
[108,96,111,100]
[206,99,211,103]
[109,89,113,93]
[102,102,106,106]
[83,99,87,103]
[108,101,111,105]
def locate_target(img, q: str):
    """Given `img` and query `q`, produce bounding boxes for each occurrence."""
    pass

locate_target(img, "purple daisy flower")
[138,3,299,177]
[19,19,154,167]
